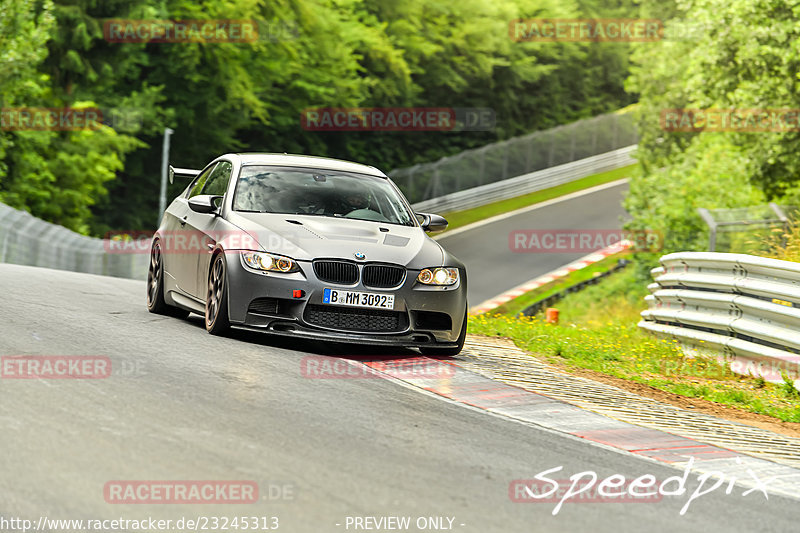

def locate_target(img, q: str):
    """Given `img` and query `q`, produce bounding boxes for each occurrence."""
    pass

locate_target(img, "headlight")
[241,251,299,273]
[417,267,459,286]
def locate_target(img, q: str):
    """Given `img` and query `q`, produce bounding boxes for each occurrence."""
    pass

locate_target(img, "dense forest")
[0,0,637,235]
[627,0,800,253]
[6,0,798,251]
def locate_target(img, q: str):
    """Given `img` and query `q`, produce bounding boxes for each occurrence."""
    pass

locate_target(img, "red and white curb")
[360,356,800,501]
[470,240,632,315]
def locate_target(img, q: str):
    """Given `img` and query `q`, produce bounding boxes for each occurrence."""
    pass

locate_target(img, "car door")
[166,163,218,299]
[190,160,234,298]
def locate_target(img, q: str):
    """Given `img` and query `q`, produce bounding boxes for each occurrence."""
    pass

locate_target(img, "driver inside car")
[337,190,370,214]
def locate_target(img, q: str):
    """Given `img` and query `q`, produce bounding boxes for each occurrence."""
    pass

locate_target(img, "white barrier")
[640,252,800,387]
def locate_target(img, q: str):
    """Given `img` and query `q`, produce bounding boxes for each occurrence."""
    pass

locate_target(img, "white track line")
[470,240,631,314]
[435,177,629,241]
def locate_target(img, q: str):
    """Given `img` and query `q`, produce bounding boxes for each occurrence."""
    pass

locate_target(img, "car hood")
[226,212,445,268]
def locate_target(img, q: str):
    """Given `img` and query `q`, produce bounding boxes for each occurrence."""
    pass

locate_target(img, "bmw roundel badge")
[354,252,366,260]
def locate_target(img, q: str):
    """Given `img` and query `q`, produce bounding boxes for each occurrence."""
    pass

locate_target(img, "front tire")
[420,308,467,356]
[205,253,231,335]
[146,241,189,319]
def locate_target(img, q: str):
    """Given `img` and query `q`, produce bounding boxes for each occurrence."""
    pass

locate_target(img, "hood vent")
[383,234,410,247]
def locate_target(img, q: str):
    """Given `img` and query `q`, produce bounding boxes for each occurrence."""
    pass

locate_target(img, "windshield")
[232,166,416,226]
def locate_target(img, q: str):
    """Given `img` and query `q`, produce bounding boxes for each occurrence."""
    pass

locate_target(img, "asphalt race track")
[1,264,798,532]
[439,181,630,306]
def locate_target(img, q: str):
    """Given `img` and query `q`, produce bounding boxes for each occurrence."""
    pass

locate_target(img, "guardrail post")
[501,141,509,180]
[569,130,576,161]
[769,202,790,249]
[697,208,718,251]
[611,114,619,149]
[429,167,443,200]
[479,148,486,184]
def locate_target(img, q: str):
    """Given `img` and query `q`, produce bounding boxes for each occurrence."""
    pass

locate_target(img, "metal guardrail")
[0,142,637,280]
[0,202,148,280]
[410,145,636,213]
[392,111,638,204]
[640,252,800,387]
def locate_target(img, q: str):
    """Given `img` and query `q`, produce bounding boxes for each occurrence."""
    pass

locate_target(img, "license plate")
[322,288,395,310]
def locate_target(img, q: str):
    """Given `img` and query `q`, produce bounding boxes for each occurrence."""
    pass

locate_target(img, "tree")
[0,0,143,233]
[625,0,800,253]
[2,0,639,233]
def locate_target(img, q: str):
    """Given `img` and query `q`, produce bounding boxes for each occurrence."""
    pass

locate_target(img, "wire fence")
[410,145,636,213]
[0,111,638,280]
[0,202,149,280]
[390,111,638,204]
[697,204,798,253]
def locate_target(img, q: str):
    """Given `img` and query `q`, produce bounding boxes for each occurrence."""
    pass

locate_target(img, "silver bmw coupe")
[146,153,468,355]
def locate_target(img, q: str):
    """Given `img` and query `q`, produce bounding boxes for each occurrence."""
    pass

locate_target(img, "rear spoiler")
[168,165,200,184]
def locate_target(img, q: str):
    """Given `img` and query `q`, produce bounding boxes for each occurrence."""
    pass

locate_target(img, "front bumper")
[225,254,467,347]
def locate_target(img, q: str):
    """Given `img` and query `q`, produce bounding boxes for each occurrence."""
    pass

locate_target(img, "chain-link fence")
[0,202,149,279]
[389,111,638,204]
[697,204,798,253]
[0,111,638,279]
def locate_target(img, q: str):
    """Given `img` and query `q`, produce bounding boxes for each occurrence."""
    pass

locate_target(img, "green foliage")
[0,0,143,233]
[0,0,54,187]
[626,0,800,252]
[469,307,800,422]
[781,373,800,399]
[0,0,639,234]
[625,134,765,252]
[2,123,142,233]
[550,265,649,325]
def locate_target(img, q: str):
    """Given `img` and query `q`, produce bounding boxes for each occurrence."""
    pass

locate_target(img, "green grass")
[470,267,800,423]
[491,252,631,316]
[440,164,636,233]
[440,151,799,422]
[543,264,651,325]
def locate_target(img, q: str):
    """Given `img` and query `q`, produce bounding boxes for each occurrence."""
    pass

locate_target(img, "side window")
[202,161,233,197]
[187,164,217,198]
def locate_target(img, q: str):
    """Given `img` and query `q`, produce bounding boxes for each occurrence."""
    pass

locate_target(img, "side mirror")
[188,195,222,215]
[417,212,448,232]
[168,165,175,185]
